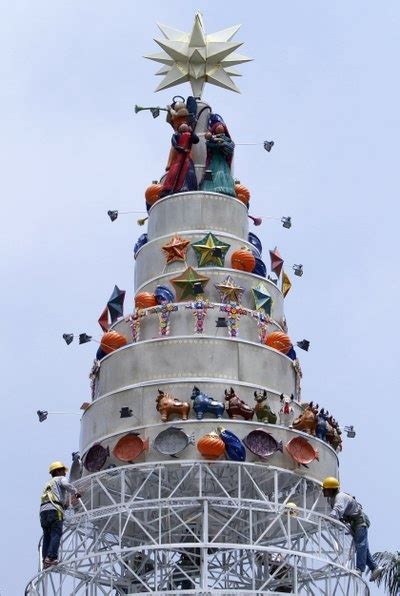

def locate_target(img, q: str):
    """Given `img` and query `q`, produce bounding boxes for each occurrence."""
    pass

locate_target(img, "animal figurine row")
[155,387,295,426]
[156,390,343,452]
[292,401,342,451]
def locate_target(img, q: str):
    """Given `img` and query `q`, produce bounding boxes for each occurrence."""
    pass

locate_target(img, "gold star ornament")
[171,266,210,300]
[215,275,244,304]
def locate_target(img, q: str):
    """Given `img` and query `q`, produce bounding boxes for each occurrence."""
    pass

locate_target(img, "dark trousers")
[40,509,63,560]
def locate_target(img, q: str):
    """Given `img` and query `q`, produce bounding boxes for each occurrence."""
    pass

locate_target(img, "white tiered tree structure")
[26,13,369,596]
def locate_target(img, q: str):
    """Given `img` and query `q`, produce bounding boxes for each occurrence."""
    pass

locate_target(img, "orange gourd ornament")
[100,331,128,354]
[197,432,225,459]
[234,181,250,206]
[265,331,292,354]
[135,292,158,309]
[145,181,163,206]
[231,247,256,272]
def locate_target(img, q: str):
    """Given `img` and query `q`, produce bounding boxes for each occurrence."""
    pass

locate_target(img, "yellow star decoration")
[161,235,190,264]
[215,275,244,304]
[191,232,230,267]
[281,271,292,298]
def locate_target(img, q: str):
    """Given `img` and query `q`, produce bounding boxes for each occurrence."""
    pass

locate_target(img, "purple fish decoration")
[244,429,283,459]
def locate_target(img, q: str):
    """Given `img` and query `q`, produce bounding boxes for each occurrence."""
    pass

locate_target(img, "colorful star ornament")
[145,12,252,97]
[171,266,209,300]
[98,306,109,332]
[191,232,230,267]
[161,234,190,264]
[281,271,292,298]
[107,285,126,323]
[215,275,244,304]
[252,282,273,316]
[269,247,284,279]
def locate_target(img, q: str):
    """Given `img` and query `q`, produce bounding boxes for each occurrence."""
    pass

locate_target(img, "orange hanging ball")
[231,248,256,272]
[197,432,225,459]
[235,182,250,206]
[265,331,292,354]
[100,331,128,354]
[135,292,158,309]
[145,181,163,206]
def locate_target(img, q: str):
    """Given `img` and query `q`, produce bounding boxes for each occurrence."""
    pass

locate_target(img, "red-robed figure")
[160,124,199,198]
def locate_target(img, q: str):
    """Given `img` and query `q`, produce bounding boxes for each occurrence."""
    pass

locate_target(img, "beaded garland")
[186,299,215,334]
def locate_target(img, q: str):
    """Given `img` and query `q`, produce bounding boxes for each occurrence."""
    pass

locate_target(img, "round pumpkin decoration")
[197,432,225,459]
[231,248,256,272]
[135,292,158,309]
[265,331,292,354]
[145,181,163,206]
[235,182,250,206]
[100,331,128,354]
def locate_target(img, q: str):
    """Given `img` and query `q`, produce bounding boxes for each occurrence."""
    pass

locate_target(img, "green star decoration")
[215,275,244,304]
[252,282,273,315]
[171,266,210,300]
[191,232,230,267]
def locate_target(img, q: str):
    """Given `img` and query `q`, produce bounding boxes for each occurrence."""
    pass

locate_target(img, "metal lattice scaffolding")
[26,462,369,595]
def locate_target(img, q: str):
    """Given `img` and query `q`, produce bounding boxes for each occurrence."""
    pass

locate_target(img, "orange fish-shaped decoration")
[113,433,150,463]
[285,436,319,468]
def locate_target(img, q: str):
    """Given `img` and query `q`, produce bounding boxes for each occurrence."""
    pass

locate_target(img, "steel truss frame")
[26,462,369,595]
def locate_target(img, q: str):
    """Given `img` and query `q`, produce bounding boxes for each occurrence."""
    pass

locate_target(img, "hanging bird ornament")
[145,12,252,97]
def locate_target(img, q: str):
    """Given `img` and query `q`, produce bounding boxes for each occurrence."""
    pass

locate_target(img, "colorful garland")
[219,303,247,337]
[185,299,215,334]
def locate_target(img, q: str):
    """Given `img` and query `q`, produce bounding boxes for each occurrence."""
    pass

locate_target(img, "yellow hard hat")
[49,461,68,474]
[286,502,298,516]
[322,476,340,489]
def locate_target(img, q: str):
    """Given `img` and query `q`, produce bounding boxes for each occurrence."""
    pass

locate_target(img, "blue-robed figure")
[201,115,235,197]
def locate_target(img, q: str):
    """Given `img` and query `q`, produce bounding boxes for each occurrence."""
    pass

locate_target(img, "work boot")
[43,557,58,569]
[369,566,383,582]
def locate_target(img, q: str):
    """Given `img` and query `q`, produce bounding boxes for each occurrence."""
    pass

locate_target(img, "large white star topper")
[144,12,252,98]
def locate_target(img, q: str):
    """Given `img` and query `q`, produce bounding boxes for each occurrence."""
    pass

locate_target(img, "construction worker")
[40,461,81,569]
[322,477,383,582]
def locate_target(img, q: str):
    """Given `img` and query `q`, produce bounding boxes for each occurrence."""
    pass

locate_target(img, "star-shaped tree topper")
[145,12,252,97]
[191,232,230,267]
[252,282,273,316]
[215,275,244,304]
[162,234,190,264]
[171,266,209,300]
[269,247,284,278]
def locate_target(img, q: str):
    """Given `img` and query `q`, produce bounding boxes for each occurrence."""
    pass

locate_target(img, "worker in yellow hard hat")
[322,477,382,582]
[39,461,81,569]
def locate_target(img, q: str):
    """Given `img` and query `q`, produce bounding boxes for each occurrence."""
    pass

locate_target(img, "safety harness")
[41,478,64,518]
[342,493,370,532]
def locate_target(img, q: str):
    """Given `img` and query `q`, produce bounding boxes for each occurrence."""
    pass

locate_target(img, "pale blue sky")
[1,2,399,593]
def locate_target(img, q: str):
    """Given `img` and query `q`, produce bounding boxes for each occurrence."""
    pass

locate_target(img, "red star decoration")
[269,247,284,278]
[162,235,191,264]
[98,306,109,332]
